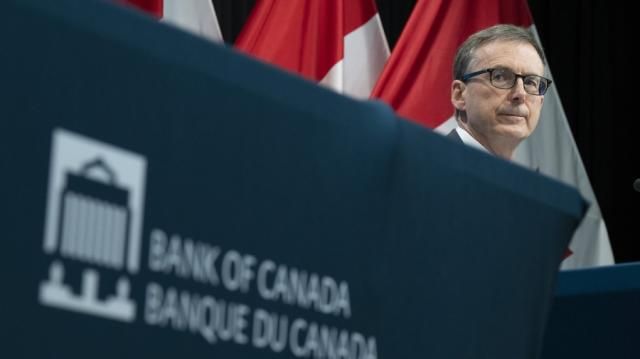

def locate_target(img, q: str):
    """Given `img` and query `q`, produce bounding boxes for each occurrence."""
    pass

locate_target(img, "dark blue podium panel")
[1,0,585,358]
[543,263,640,359]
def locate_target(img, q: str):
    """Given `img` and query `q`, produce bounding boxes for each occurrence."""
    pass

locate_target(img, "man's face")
[453,41,545,149]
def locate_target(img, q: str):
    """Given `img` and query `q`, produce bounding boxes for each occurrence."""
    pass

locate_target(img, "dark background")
[211,0,638,263]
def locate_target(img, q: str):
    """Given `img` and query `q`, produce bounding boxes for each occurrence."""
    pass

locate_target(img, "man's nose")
[509,78,527,100]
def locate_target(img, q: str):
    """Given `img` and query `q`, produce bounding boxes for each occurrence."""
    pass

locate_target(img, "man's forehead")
[470,40,544,71]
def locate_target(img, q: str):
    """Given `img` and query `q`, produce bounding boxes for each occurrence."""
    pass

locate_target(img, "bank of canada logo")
[40,129,147,322]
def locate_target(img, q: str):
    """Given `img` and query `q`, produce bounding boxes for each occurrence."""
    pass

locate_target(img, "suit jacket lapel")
[447,129,463,143]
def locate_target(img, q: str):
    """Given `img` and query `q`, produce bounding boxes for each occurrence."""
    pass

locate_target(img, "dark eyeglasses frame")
[461,68,552,96]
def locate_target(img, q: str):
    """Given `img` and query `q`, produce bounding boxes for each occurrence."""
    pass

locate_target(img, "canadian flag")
[371,0,614,269]
[234,0,389,99]
[119,0,223,42]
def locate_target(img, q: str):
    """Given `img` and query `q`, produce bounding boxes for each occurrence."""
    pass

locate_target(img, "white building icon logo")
[40,129,147,322]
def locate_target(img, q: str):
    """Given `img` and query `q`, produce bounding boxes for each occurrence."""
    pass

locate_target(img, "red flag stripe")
[236,0,343,83]
[236,0,382,85]
[344,0,377,35]
[120,0,163,18]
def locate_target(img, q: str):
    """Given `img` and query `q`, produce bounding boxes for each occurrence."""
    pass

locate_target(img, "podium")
[543,263,640,358]
[1,0,585,358]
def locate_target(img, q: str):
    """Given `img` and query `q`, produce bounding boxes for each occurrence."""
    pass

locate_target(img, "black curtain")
[212,0,639,263]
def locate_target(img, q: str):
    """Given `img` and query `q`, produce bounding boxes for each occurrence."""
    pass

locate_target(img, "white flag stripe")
[319,60,344,93]
[344,14,390,98]
[320,13,389,99]
[513,26,614,268]
[161,0,223,42]
[566,208,613,268]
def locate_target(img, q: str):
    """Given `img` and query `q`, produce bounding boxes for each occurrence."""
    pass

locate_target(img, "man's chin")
[496,124,530,142]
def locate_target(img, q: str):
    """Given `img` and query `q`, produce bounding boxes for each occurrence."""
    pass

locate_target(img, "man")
[448,24,552,160]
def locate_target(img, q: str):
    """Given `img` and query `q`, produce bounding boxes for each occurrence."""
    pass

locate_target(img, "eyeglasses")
[461,67,552,96]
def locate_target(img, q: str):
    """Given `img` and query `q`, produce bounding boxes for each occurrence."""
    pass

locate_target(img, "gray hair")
[453,24,545,81]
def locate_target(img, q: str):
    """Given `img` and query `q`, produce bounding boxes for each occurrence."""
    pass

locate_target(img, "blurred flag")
[371,0,613,269]
[120,0,223,42]
[235,0,389,99]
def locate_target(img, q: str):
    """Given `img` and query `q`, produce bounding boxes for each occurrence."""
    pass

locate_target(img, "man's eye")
[525,77,540,87]
[493,72,505,81]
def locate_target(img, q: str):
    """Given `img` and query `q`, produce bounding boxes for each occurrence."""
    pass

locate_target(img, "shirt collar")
[455,126,490,154]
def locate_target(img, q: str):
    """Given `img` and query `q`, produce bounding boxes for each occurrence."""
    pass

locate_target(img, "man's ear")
[451,80,466,111]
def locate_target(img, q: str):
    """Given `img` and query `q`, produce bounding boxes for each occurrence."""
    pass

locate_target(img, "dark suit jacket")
[447,129,462,143]
[448,128,541,173]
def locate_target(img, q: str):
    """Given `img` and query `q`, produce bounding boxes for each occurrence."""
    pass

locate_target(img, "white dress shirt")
[455,126,490,154]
